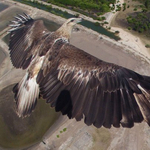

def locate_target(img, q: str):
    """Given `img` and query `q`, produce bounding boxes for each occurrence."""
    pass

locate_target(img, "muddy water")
[0,7,27,32]
[0,8,61,150]
[0,3,8,12]
[0,84,59,149]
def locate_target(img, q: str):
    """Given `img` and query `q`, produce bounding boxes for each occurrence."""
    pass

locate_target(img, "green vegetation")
[115,30,120,34]
[56,128,67,138]
[94,22,100,26]
[122,3,127,11]
[127,13,150,33]
[126,0,150,36]
[116,4,121,11]
[13,0,121,41]
[128,27,132,30]
[57,135,60,138]
[63,128,67,132]
[13,0,72,18]
[145,44,150,48]
[46,0,116,15]
[134,0,150,9]
[43,0,118,21]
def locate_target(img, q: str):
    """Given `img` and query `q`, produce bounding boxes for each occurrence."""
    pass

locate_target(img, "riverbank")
[7,0,150,61]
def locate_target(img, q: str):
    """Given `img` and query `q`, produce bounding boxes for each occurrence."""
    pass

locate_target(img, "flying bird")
[8,13,150,129]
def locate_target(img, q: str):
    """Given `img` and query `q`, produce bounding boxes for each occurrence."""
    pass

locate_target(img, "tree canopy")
[46,0,116,14]
[126,0,150,37]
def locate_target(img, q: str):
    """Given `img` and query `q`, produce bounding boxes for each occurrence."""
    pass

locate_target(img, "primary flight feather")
[8,13,150,128]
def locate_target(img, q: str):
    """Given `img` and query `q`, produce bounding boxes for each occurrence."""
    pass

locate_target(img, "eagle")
[8,13,150,129]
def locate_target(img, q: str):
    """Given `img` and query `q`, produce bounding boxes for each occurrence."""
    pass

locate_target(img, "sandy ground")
[109,0,150,59]
[0,0,150,150]
[103,0,124,24]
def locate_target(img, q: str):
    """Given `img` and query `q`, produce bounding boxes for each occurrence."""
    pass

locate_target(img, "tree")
[138,28,144,33]
[101,4,110,12]
[145,0,149,9]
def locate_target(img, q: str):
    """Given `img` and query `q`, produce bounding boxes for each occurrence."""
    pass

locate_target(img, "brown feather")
[9,15,150,128]
[9,16,49,69]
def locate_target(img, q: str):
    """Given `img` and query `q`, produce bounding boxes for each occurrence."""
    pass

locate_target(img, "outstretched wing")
[9,13,49,69]
[36,43,150,128]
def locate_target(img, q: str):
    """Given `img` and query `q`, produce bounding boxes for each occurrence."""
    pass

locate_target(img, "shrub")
[101,16,106,20]
[63,128,67,132]
[115,30,120,34]
[104,21,108,24]
[138,28,144,33]
[145,44,150,48]
[75,13,80,17]
[95,22,100,26]
[128,27,132,30]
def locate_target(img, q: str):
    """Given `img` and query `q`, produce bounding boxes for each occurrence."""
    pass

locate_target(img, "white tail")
[13,73,39,117]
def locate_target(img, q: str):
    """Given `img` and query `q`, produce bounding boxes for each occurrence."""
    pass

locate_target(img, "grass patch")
[57,135,60,138]
[57,128,67,138]
[145,44,150,48]
[63,128,67,132]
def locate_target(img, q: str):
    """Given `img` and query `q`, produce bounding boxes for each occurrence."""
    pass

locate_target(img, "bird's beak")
[75,18,82,24]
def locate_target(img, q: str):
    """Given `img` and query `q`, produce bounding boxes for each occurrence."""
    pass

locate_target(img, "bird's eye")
[71,19,74,22]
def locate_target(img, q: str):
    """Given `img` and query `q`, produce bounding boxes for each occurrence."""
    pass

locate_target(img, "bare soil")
[111,0,150,45]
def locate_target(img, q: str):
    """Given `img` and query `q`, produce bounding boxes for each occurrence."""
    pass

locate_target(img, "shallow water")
[13,0,120,40]
[0,84,59,149]
[0,3,9,12]
[0,7,26,32]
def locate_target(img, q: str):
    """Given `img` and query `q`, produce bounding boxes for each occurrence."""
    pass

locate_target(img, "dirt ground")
[111,0,150,45]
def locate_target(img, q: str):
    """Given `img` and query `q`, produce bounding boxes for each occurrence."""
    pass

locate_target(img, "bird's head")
[65,18,82,27]
[56,18,82,40]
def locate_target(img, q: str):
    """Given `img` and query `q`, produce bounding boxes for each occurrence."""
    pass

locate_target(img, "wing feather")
[71,82,86,118]
[36,43,150,128]
[86,88,100,125]
[120,89,134,127]
[74,83,90,121]
[112,90,122,128]
[93,90,106,128]
[103,92,114,128]
[83,89,97,126]
[127,90,143,122]
[9,14,49,69]
[92,87,103,126]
